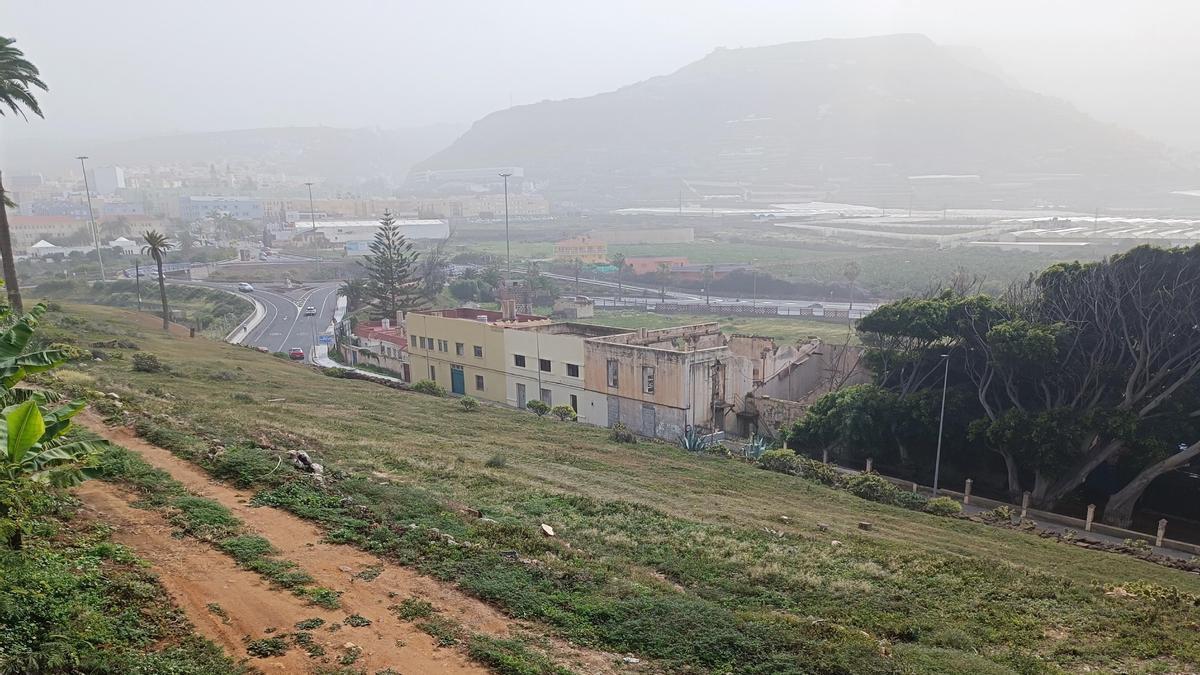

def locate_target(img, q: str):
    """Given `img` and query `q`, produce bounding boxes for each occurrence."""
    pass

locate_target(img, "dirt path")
[75,414,622,674]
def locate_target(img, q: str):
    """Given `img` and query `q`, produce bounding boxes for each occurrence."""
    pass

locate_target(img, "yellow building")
[553,236,608,263]
[503,322,627,425]
[403,307,546,403]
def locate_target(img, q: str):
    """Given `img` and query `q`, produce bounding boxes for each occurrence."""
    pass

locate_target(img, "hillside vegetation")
[44,303,1200,674]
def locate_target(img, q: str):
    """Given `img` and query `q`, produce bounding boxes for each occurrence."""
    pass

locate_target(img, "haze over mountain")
[4,124,464,186]
[414,34,1187,207]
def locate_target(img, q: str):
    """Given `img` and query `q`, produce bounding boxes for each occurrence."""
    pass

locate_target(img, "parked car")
[237,282,255,292]
[303,306,316,317]
[288,347,305,360]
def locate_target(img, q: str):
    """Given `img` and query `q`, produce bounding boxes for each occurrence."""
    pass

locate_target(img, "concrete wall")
[755,344,869,403]
[503,327,606,425]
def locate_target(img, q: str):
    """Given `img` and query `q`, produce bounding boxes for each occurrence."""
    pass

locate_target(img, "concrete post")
[912,482,918,493]
[1157,519,1168,547]
[963,479,973,505]
[1020,492,1030,520]
[864,458,873,473]
[1085,504,1095,532]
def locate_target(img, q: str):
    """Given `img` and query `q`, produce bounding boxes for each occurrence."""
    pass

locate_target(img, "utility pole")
[135,260,142,311]
[499,171,512,278]
[305,182,317,231]
[77,156,105,280]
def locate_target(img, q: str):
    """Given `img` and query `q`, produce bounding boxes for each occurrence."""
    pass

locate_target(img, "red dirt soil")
[74,413,622,674]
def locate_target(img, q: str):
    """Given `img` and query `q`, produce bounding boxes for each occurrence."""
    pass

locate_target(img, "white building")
[92,166,126,195]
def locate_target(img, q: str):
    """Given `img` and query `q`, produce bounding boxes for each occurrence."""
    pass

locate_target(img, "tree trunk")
[0,173,24,315]
[7,528,21,550]
[1102,440,1200,528]
[992,448,1022,501]
[1031,437,1124,509]
[156,257,169,330]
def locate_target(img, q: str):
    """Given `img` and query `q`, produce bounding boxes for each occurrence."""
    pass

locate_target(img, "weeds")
[390,597,435,620]
[246,636,289,658]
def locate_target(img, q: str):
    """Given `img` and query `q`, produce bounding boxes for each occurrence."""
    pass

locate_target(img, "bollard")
[1085,504,1095,532]
[912,482,918,493]
[1157,519,1168,547]
[865,458,873,473]
[1020,492,1030,520]
[963,479,973,505]
[822,448,829,465]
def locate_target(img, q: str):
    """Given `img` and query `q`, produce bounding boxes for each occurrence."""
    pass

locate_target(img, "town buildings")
[553,236,608,263]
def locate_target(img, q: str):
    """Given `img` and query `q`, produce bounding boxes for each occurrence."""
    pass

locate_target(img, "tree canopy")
[359,211,424,319]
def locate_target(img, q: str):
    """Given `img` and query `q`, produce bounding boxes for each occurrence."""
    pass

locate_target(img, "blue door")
[451,365,465,395]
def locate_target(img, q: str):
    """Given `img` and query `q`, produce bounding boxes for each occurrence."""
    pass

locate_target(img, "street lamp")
[498,172,512,277]
[76,156,105,280]
[304,182,317,231]
[751,258,759,309]
[932,352,951,496]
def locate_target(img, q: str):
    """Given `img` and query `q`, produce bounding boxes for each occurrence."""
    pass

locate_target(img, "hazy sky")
[4,1,1199,147]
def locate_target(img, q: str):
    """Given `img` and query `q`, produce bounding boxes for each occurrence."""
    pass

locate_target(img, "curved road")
[186,281,341,359]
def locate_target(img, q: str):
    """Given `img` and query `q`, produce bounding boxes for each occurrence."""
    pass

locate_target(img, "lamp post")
[134,259,142,311]
[932,353,951,496]
[751,258,759,309]
[498,172,512,277]
[304,182,317,231]
[76,156,105,280]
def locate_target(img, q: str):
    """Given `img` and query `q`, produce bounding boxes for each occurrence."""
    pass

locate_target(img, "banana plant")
[0,303,67,391]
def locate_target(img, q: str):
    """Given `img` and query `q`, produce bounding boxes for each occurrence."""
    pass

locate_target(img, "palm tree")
[609,253,627,302]
[141,230,174,330]
[0,36,48,315]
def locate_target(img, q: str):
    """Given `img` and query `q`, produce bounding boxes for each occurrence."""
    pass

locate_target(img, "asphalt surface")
[241,282,341,356]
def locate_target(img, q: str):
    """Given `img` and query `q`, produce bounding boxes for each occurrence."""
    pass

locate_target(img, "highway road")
[186,280,341,359]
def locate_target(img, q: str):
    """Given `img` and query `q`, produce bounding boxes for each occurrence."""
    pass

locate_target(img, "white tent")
[28,240,62,257]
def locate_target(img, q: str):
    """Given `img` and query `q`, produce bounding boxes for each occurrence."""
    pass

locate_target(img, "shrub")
[759,448,802,474]
[246,637,289,658]
[271,352,290,360]
[979,505,1015,524]
[610,422,636,444]
[460,396,480,412]
[48,342,89,361]
[230,392,255,404]
[526,400,550,417]
[843,473,902,504]
[131,352,165,373]
[321,367,348,378]
[209,445,281,488]
[925,496,963,517]
[550,404,577,421]
[411,379,447,397]
[892,490,929,511]
[344,613,372,627]
[485,454,507,469]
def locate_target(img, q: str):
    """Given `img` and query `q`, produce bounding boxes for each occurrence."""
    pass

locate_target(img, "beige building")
[553,236,608,263]
[7,215,91,249]
[503,322,627,425]
[583,324,754,439]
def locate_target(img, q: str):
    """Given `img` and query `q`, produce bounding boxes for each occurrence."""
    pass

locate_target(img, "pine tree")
[360,211,422,318]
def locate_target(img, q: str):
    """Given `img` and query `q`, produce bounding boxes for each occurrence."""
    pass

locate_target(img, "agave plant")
[741,435,771,460]
[679,428,712,453]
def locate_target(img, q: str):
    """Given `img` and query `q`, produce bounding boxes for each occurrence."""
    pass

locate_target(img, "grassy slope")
[49,303,1200,674]
[577,310,860,345]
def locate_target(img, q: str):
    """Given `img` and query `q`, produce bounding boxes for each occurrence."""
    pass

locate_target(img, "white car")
[237,282,255,292]
[303,306,316,317]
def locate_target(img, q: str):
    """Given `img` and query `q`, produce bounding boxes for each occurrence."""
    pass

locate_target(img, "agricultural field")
[42,303,1200,674]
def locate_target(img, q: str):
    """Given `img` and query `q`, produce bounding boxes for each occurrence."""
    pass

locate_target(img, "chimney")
[502,299,516,321]
[381,318,390,330]
[396,310,405,326]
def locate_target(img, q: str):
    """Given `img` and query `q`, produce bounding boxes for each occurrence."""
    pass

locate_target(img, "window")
[429,365,436,380]
[410,335,417,348]
[514,354,526,367]
[540,388,552,405]
[569,394,578,412]
[539,358,551,373]
[566,363,580,377]
[474,345,484,358]
[607,359,619,387]
[455,342,464,356]
[439,339,449,352]
[642,366,656,394]
[475,374,485,391]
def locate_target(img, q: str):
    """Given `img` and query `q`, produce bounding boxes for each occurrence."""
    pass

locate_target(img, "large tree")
[141,230,174,330]
[848,245,1200,522]
[360,211,423,319]
[0,36,49,314]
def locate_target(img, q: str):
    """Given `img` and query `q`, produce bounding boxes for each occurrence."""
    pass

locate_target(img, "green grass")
[580,309,860,345]
[56,303,1200,674]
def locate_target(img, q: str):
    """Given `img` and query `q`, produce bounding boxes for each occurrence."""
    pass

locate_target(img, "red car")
[288,347,306,360]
